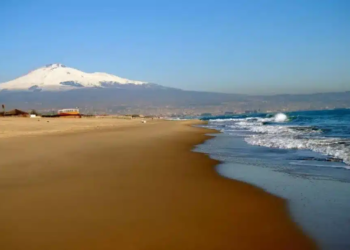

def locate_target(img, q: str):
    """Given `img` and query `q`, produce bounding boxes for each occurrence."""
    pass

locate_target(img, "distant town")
[2,104,349,120]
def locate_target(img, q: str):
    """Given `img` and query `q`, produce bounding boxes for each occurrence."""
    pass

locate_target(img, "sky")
[0,0,349,95]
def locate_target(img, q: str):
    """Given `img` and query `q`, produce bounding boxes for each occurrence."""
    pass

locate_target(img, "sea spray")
[204,109,350,167]
[274,113,288,122]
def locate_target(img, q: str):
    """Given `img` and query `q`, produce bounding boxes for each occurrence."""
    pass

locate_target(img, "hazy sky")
[0,0,349,94]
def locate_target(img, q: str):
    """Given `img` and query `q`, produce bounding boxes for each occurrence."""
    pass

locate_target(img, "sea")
[194,109,350,250]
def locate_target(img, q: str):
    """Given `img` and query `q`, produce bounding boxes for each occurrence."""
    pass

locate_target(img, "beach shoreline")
[197,118,350,250]
[0,119,317,249]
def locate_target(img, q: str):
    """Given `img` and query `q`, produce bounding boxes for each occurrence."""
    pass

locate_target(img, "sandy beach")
[0,118,317,250]
[0,116,143,138]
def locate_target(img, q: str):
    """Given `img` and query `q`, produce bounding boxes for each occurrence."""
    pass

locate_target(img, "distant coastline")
[0,67,349,116]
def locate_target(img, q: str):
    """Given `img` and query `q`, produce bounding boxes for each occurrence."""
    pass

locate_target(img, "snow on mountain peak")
[45,63,66,68]
[0,64,147,91]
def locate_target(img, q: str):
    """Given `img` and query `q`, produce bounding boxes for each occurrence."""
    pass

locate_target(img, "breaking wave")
[208,111,350,167]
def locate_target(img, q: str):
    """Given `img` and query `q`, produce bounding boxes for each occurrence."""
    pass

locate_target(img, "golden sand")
[0,119,317,249]
[0,117,143,138]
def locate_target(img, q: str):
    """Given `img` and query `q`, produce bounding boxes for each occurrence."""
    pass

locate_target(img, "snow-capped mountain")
[0,63,147,91]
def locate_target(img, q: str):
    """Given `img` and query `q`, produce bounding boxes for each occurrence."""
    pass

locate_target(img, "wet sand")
[0,119,317,250]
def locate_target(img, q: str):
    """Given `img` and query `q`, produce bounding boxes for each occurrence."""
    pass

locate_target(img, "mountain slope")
[1,64,349,115]
[0,63,147,91]
[0,87,349,115]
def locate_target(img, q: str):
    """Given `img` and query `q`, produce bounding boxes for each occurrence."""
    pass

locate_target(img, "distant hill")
[0,64,349,114]
[0,87,349,115]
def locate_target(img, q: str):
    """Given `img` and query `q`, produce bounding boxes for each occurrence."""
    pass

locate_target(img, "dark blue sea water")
[195,109,350,250]
[202,109,350,169]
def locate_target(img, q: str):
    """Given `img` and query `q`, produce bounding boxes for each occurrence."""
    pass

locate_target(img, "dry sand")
[0,119,317,250]
[0,117,144,138]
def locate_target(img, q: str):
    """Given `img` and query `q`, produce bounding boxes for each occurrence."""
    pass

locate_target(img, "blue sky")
[0,0,349,94]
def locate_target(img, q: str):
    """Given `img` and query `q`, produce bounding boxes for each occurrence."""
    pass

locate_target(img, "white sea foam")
[274,113,288,122]
[208,113,350,167]
[246,136,350,166]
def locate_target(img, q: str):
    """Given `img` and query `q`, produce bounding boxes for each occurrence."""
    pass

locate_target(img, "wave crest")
[207,112,350,167]
[274,113,288,122]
